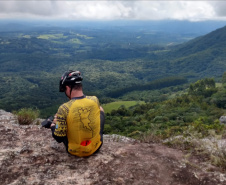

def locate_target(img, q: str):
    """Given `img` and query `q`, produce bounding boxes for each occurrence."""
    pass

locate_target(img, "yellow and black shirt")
[51,95,104,157]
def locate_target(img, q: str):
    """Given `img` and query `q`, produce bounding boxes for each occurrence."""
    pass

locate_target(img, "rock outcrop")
[220,116,226,124]
[0,110,225,185]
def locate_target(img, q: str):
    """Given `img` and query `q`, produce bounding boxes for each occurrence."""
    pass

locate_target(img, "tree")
[222,72,226,86]
[188,78,217,98]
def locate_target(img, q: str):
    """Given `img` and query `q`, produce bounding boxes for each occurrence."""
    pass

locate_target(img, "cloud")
[128,1,215,21]
[0,1,59,18]
[0,1,225,21]
[210,1,226,17]
[61,1,135,20]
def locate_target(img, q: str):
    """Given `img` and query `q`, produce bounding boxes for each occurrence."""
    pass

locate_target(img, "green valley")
[0,20,226,119]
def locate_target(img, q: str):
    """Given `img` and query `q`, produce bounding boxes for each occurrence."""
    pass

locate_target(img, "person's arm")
[99,106,105,142]
[51,106,68,143]
[51,124,67,143]
[100,106,104,113]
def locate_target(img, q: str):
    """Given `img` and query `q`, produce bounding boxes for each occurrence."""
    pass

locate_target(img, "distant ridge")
[0,23,32,32]
[173,25,226,56]
[166,25,226,79]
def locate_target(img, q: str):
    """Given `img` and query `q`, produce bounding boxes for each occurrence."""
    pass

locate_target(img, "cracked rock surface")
[0,110,225,185]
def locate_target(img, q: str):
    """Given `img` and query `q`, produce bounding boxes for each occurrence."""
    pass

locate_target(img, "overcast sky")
[0,1,226,21]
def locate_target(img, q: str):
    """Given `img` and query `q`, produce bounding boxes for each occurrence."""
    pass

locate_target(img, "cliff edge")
[0,110,225,185]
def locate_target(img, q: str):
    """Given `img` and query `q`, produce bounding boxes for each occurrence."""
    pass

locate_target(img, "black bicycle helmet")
[59,70,83,92]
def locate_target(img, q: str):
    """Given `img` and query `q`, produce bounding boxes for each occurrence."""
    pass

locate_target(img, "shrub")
[14,108,40,125]
[139,128,162,143]
[163,124,226,170]
[211,148,226,169]
[104,124,112,134]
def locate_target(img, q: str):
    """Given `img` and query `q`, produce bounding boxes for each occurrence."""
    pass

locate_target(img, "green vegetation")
[37,34,67,40]
[105,77,226,140]
[102,101,145,114]
[107,77,187,98]
[14,108,40,125]
[0,24,226,116]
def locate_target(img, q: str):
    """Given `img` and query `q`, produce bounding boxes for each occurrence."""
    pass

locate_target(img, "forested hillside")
[164,25,226,78]
[0,21,226,117]
[105,78,226,138]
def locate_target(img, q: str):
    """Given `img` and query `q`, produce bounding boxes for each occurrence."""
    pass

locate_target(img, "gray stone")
[219,116,226,124]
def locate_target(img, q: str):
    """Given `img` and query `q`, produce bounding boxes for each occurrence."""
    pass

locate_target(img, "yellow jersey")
[54,95,102,157]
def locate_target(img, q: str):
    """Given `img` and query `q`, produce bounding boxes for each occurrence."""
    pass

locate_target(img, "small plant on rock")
[14,108,40,125]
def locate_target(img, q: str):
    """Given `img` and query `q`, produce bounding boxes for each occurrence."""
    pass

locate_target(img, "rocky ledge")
[0,110,225,185]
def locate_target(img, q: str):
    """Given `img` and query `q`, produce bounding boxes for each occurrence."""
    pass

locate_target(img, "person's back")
[51,70,104,157]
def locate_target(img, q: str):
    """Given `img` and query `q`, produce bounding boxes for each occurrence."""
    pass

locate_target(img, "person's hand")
[100,106,104,112]
[51,114,57,127]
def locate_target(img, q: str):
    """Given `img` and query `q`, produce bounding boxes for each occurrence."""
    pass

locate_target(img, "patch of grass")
[37,34,67,40]
[216,83,222,88]
[76,34,93,39]
[22,35,31,39]
[102,101,145,113]
[14,108,40,125]
[69,38,82,44]
[163,125,226,170]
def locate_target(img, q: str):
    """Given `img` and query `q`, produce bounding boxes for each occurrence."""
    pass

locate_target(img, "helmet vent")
[62,76,67,84]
